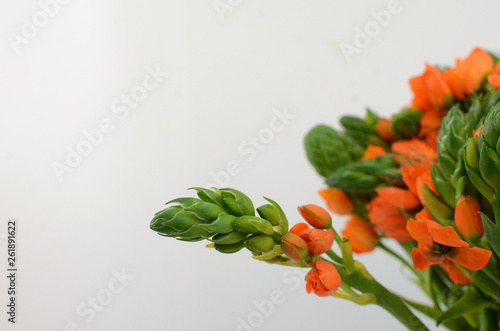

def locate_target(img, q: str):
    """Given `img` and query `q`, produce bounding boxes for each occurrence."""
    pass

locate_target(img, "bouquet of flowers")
[150,48,500,331]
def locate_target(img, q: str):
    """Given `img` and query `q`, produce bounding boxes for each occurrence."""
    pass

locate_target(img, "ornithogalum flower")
[455,196,483,240]
[407,218,491,271]
[289,222,334,256]
[391,138,437,167]
[305,260,341,297]
[298,204,332,229]
[342,216,379,253]
[409,63,452,113]
[444,48,493,99]
[318,188,354,215]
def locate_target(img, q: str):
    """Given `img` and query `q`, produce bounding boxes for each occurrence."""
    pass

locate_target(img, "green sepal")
[190,187,224,207]
[464,154,495,202]
[436,287,494,326]
[466,137,480,171]
[166,198,224,222]
[234,216,274,235]
[251,245,283,260]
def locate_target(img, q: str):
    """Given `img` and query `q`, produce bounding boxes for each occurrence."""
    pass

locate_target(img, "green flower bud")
[422,185,454,224]
[198,213,238,234]
[190,187,224,207]
[430,164,456,208]
[234,216,274,235]
[466,136,480,171]
[214,242,245,254]
[244,234,276,253]
[220,188,255,216]
[304,124,360,178]
[479,142,500,188]
[257,204,280,226]
[166,197,225,222]
[210,231,248,245]
[391,108,422,140]
[326,156,401,193]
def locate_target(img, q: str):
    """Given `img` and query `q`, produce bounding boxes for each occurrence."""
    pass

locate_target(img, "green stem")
[325,249,343,264]
[492,193,500,224]
[479,308,498,331]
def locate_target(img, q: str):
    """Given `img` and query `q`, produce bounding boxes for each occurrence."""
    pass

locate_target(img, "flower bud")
[298,204,332,229]
[220,188,255,216]
[214,242,245,254]
[281,233,308,261]
[455,196,483,240]
[256,204,281,226]
[301,228,334,255]
[318,188,354,215]
[234,216,274,235]
[305,260,341,297]
[375,117,396,141]
[342,216,379,253]
[245,234,276,253]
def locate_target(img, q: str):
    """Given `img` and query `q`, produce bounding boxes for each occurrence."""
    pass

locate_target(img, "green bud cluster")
[326,155,401,193]
[391,108,422,140]
[304,124,361,178]
[150,188,288,256]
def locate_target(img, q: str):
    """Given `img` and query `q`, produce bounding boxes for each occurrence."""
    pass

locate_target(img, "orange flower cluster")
[314,47,496,285]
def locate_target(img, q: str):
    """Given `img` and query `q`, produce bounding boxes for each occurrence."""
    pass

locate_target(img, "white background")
[1,1,498,330]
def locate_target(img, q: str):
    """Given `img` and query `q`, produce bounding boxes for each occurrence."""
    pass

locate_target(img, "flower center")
[432,242,452,255]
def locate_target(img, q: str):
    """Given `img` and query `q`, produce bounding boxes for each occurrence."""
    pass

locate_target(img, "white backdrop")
[1,1,498,330]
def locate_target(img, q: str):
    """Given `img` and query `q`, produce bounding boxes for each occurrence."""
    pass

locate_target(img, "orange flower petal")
[442,259,470,284]
[455,196,483,239]
[362,145,387,160]
[318,188,354,215]
[401,164,428,196]
[375,187,421,210]
[430,225,469,248]
[412,248,444,270]
[342,216,379,253]
[447,247,492,270]
[289,222,310,236]
[407,219,433,249]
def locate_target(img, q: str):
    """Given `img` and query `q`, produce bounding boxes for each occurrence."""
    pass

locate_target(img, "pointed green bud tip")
[257,204,281,226]
[244,234,276,253]
[219,188,255,216]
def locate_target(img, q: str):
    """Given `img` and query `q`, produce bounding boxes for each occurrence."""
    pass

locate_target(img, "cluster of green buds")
[326,155,402,194]
[304,124,361,178]
[150,187,292,260]
[391,107,422,140]
[463,102,500,217]
[339,109,388,148]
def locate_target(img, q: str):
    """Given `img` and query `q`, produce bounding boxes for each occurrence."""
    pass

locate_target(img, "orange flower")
[487,62,500,89]
[418,110,443,138]
[375,118,395,141]
[298,204,332,229]
[401,164,428,196]
[409,63,452,112]
[444,48,493,99]
[362,145,387,160]
[415,208,435,222]
[455,196,483,240]
[281,233,309,261]
[306,260,341,297]
[368,190,416,242]
[441,260,470,284]
[342,216,379,253]
[407,218,492,271]
[414,169,437,205]
[375,187,421,210]
[289,222,334,255]
[392,138,437,167]
[318,188,354,215]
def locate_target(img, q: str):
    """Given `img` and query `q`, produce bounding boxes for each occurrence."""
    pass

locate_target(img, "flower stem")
[325,249,343,264]
[379,242,422,281]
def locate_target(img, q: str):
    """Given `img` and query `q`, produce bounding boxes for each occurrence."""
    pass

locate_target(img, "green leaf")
[437,287,493,326]
[480,213,500,258]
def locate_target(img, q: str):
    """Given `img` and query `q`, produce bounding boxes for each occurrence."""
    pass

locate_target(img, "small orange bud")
[301,228,334,255]
[318,188,354,215]
[298,204,332,229]
[375,118,395,141]
[305,260,341,297]
[281,233,309,261]
[342,216,379,253]
[455,196,483,240]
